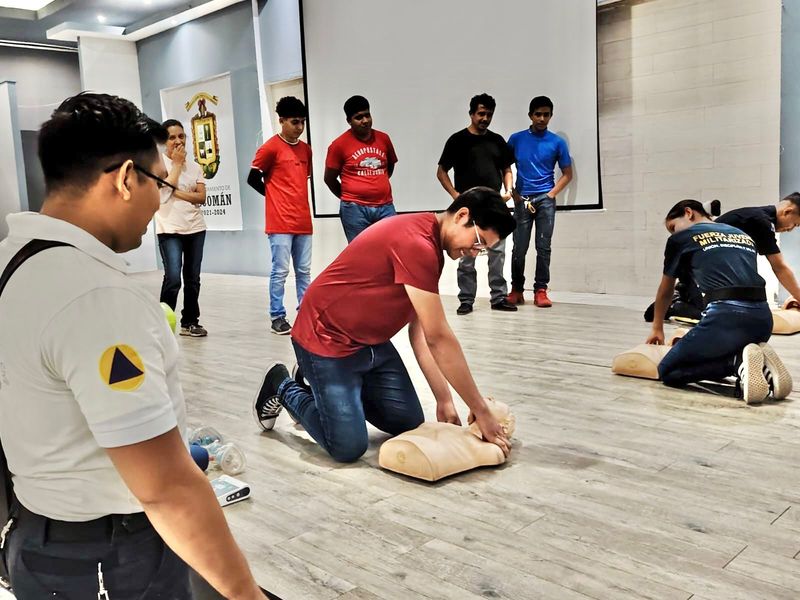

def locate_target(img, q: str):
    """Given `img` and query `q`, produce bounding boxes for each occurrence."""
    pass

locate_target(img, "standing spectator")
[324,95,398,242]
[0,92,265,600]
[507,96,573,308]
[156,119,208,336]
[248,97,313,335]
[437,93,517,314]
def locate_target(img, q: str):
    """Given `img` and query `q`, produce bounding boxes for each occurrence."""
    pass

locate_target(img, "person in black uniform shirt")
[437,93,517,315]
[647,200,792,404]
[716,192,800,302]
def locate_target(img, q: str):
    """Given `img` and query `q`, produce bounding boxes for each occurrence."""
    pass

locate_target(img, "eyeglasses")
[472,223,488,256]
[103,161,177,191]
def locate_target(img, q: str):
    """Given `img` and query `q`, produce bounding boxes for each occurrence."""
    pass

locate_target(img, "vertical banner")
[160,73,243,231]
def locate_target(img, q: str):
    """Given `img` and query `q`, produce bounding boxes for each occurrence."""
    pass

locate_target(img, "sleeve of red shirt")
[385,133,398,164]
[251,141,276,175]
[325,140,344,171]
[390,236,440,294]
[306,144,313,177]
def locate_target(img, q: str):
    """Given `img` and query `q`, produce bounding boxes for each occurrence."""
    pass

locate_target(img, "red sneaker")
[507,289,525,305]
[534,288,552,308]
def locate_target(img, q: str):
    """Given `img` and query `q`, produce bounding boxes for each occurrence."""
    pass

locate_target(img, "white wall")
[0,47,80,131]
[554,0,781,296]
[258,0,302,84]
[0,81,27,239]
[303,0,599,216]
[79,37,156,272]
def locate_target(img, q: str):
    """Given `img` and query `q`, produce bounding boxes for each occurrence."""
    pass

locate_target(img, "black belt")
[17,504,151,543]
[703,286,766,305]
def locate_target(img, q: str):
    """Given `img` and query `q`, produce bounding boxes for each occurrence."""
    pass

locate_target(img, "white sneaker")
[759,342,793,400]
[738,344,769,405]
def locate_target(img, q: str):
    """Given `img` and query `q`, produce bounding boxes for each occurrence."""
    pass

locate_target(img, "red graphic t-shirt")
[251,135,312,234]
[325,129,398,206]
[292,213,444,357]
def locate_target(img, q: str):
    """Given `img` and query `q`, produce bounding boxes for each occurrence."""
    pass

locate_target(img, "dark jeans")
[282,340,424,462]
[339,201,396,243]
[511,194,556,291]
[658,300,773,387]
[158,231,206,327]
[5,504,191,599]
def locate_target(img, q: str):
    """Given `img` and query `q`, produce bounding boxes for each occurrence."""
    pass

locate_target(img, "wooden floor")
[133,272,800,600]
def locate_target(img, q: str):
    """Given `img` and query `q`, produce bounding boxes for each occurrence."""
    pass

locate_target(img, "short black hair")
[276,96,307,118]
[469,93,496,114]
[446,187,516,239]
[344,95,370,120]
[39,93,165,193]
[782,192,800,211]
[665,199,711,221]
[162,118,183,131]
[529,96,554,114]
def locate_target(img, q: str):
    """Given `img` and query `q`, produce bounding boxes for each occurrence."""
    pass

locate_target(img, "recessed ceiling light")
[0,1,57,9]
[97,14,106,23]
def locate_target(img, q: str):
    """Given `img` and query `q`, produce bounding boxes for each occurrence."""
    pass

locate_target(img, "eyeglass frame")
[472,223,489,256]
[103,161,177,192]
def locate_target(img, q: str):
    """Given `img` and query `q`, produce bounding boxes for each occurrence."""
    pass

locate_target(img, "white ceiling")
[0,0,243,48]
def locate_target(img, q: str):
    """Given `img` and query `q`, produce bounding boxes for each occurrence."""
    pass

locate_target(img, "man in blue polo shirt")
[507,96,572,308]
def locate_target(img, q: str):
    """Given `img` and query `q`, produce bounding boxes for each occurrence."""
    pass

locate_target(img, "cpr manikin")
[379,398,515,481]
[612,330,688,379]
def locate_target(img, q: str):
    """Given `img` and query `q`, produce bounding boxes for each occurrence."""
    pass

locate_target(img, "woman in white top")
[155,120,208,336]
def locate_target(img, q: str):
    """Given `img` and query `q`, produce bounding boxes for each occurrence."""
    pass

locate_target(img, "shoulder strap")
[0,239,73,523]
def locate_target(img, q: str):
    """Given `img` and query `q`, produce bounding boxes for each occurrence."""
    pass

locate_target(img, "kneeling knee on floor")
[329,439,369,463]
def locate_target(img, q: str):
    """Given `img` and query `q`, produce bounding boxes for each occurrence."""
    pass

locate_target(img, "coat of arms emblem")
[185,92,221,179]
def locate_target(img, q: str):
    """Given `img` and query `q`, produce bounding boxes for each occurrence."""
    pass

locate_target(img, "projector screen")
[301,0,599,216]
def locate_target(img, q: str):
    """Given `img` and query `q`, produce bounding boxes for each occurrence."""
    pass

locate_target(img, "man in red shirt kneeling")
[252,187,514,462]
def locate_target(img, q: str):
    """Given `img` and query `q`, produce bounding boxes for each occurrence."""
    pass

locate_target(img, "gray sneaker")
[180,323,208,337]
[737,343,769,405]
[270,317,291,335]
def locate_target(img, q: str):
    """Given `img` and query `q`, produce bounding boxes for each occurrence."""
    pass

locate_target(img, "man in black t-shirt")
[716,192,800,302]
[437,93,517,315]
[648,200,792,404]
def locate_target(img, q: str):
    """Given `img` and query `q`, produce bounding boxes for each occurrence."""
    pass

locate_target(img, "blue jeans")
[340,201,397,243]
[511,194,555,291]
[658,300,773,387]
[268,234,312,320]
[158,231,205,327]
[280,340,425,462]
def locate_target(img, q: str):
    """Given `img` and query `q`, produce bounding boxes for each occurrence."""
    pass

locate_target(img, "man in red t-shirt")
[247,97,312,335]
[323,95,398,243]
[252,187,515,463]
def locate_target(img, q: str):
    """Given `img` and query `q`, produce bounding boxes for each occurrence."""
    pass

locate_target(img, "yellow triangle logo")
[98,345,145,391]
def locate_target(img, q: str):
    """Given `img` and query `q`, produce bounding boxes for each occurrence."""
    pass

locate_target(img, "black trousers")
[3,503,192,599]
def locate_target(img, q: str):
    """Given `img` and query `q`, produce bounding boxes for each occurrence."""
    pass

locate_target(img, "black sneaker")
[180,323,208,337]
[253,363,289,431]
[491,299,519,312]
[271,317,291,335]
[456,302,473,315]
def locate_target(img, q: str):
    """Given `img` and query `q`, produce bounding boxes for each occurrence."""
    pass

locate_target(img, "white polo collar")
[5,212,129,273]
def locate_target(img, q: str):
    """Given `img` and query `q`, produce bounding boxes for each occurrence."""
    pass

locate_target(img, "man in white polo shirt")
[0,93,264,600]
[155,119,208,337]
